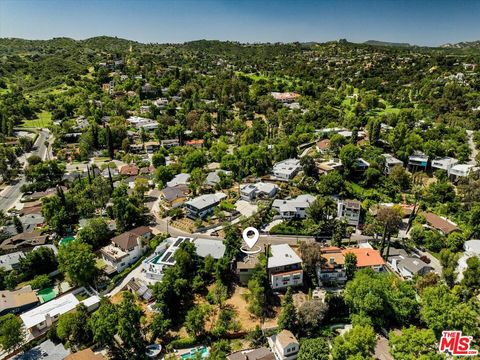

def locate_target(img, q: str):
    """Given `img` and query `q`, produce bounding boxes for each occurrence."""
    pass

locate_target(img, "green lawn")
[21,110,53,128]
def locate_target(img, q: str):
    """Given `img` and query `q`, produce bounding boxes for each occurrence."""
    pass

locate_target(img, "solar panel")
[161,251,173,263]
[174,238,184,247]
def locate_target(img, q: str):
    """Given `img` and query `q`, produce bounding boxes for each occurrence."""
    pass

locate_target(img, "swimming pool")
[180,347,209,359]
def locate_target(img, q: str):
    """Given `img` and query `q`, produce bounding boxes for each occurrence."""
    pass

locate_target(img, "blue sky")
[1,0,479,46]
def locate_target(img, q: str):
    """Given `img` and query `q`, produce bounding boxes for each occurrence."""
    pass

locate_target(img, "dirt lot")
[225,285,279,332]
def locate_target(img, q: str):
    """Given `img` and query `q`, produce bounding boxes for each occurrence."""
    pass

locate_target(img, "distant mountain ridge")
[441,40,480,49]
[363,40,412,47]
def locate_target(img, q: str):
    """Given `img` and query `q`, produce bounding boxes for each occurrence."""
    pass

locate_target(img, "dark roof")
[421,212,459,234]
[161,185,189,202]
[111,226,151,250]
[0,232,48,251]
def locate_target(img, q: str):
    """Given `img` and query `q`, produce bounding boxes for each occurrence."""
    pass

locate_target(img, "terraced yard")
[21,110,52,128]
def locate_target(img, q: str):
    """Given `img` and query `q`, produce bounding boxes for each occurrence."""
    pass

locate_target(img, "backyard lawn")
[21,110,52,128]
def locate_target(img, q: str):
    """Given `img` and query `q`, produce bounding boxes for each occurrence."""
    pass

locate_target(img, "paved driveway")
[235,200,258,217]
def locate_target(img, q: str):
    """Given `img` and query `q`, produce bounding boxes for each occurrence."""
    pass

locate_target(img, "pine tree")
[278,287,297,332]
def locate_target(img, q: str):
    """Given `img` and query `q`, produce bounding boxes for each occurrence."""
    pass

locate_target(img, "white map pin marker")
[242,227,259,249]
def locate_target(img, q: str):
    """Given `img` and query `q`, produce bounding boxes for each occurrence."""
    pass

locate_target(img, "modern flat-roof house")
[0,286,39,316]
[384,247,434,279]
[166,173,190,187]
[431,157,459,172]
[449,164,478,179]
[100,226,152,273]
[407,152,429,172]
[144,141,161,153]
[272,159,302,180]
[272,194,316,220]
[337,199,361,227]
[144,237,226,282]
[382,154,403,174]
[267,244,303,290]
[267,330,300,360]
[240,182,279,202]
[184,192,227,219]
[161,139,180,148]
[457,239,480,282]
[420,212,460,235]
[20,293,100,336]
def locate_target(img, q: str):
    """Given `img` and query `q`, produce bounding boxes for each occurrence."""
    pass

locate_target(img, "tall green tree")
[0,314,24,353]
[58,241,98,286]
[278,287,297,332]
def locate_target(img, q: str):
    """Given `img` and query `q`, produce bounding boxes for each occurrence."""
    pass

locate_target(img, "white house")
[240,182,278,202]
[184,193,227,219]
[272,159,302,180]
[456,239,480,282]
[431,157,459,172]
[267,244,303,290]
[20,293,100,335]
[267,330,299,360]
[272,195,315,220]
[100,226,152,273]
[449,164,478,179]
[144,237,225,282]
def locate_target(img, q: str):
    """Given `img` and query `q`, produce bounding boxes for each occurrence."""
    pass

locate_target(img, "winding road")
[0,129,51,211]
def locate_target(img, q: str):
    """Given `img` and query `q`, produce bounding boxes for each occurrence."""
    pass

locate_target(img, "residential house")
[20,293,100,336]
[100,226,152,273]
[0,286,39,316]
[145,141,160,153]
[144,237,225,282]
[449,164,479,179]
[159,185,190,209]
[161,139,180,147]
[382,154,404,174]
[166,173,190,188]
[267,244,303,290]
[317,247,347,284]
[355,158,370,172]
[227,348,274,360]
[12,340,70,360]
[421,212,460,235]
[19,213,45,232]
[270,92,300,103]
[129,143,144,153]
[204,169,232,188]
[240,182,278,202]
[267,330,300,360]
[457,240,480,282]
[272,159,302,180]
[235,252,261,286]
[272,195,316,220]
[184,192,227,219]
[431,157,459,172]
[185,139,204,148]
[0,251,25,271]
[384,247,434,279]
[337,199,361,227]
[342,248,385,272]
[316,159,343,174]
[316,139,331,153]
[407,152,429,172]
[0,231,48,251]
[120,164,139,176]
[154,97,169,108]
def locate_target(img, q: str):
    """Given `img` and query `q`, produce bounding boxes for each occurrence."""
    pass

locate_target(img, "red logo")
[439,331,478,356]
